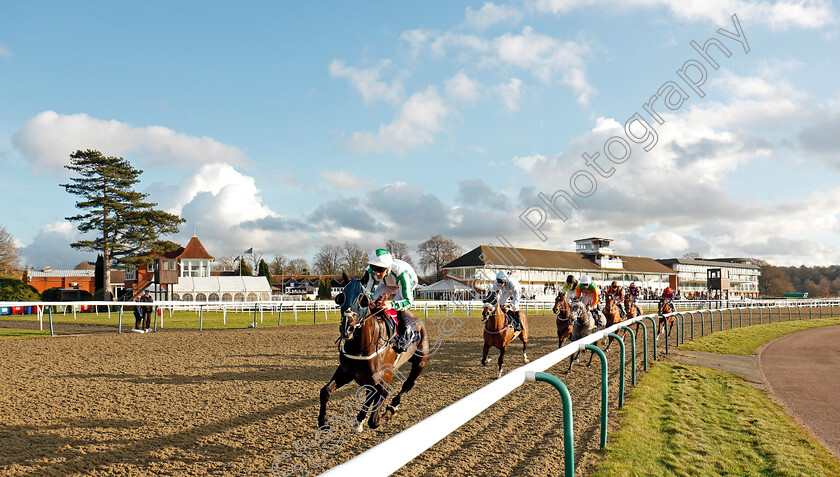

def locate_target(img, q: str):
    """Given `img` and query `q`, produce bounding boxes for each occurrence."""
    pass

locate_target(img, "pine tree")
[61,150,184,299]
[258,259,272,286]
[94,254,105,291]
[239,257,254,276]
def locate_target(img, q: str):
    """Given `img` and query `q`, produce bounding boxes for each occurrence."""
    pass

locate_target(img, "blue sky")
[1,1,839,270]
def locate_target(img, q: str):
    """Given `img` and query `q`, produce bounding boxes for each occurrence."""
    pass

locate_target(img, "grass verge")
[594,361,840,476]
[0,328,49,339]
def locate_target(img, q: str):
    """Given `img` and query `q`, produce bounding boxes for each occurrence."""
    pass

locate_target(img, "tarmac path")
[758,325,840,458]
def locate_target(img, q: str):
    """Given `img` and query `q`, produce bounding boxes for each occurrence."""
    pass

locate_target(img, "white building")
[656,258,761,299]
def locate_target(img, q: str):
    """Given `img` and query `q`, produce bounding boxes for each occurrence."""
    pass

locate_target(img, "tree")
[61,150,184,299]
[682,252,702,260]
[217,255,238,271]
[94,254,105,291]
[417,235,463,282]
[314,244,343,275]
[317,278,330,299]
[287,258,309,275]
[386,239,413,265]
[238,257,254,276]
[258,259,273,286]
[0,278,40,301]
[0,226,21,278]
[341,241,368,277]
[270,253,288,275]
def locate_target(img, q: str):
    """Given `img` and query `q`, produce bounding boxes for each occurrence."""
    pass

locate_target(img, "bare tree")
[341,241,368,277]
[417,235,463,282]
[682,252,702,260]
[74,261,95,270]
[270,253,288,275]
[0,226,21,277]
[287,257,310,275]
[217,255,238,271]
[386,239,413,265]
[314,244,343,275]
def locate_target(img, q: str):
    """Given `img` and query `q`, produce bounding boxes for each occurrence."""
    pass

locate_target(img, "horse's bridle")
[339,308,390,357]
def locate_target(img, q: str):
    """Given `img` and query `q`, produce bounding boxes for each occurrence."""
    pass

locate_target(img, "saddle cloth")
[382,311,420,345]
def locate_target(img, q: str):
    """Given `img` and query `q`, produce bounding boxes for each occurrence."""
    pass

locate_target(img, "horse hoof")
[523,356,530,364]
[354,420,365,433]
[497,370,503,378]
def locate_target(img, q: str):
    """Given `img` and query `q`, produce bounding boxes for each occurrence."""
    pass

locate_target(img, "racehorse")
[564,299,599,374]
[602,293,624,351]
[481,291,529,378]
[656,298,676,341]
[623,293,642,340]
[318,277,429,432]
[553,293,573,348]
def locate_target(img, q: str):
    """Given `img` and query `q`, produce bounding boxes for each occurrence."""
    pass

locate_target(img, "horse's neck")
[358,315,384,351]
[487,306,506,330]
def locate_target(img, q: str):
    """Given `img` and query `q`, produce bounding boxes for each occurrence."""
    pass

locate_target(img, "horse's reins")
[340,309,398,360]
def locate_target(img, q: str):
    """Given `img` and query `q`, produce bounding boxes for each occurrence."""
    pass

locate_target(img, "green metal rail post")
[637,320,649,371]
[708,309,714,333]
[643,316,657,360]
[619,326,637,385]
[584,344,609,449]
[607,333,626,408]
[527,372,575,477]
[738,308,742,327]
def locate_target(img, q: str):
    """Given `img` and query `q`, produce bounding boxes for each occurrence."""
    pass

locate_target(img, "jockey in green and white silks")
[362,248,418,353]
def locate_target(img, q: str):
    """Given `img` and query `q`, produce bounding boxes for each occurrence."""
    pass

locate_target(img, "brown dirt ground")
[0,311,680,477]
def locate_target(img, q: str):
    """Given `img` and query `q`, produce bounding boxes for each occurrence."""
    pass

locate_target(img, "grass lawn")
[595,316,840,476]
[595,362,840,476]
[0,328,49,339]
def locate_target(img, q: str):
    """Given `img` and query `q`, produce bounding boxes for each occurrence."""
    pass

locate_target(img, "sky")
[1,1,839,270]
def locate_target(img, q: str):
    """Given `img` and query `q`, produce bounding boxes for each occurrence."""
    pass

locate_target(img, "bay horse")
[623,294,642,340]
[564,299,599,373]
[602,293,624,351]
[656,298,676,341]
[318,278,429,432]
[481,292,529,378]
[553,293,573,348]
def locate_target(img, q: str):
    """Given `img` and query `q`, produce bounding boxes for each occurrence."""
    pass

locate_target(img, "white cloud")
[531,0,836,30]
[493,27,593,104]
[445,70,482,102]
[343,87,450,155]
[12,111,248,175]
[328,59,404,104]
[464,2,524,30]
[496,77,524,111]
[0,43,11,58]
[319,169,370,190]
[18,222,91,269]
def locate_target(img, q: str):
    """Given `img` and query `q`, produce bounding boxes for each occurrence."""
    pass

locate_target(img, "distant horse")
[318,277,429,432]
[564,299,599,374]
[656,299,676,341]
[602,293,625,351]
[482,292,529,378]
[553,293,573,348]
[623,294,642,339]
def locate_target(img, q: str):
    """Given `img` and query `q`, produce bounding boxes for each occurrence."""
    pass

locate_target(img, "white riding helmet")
[580,275,591,286]
[496,271,508,282]
[368,249,393,269]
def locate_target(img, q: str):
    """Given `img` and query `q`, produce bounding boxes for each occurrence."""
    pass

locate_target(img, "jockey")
[606,280,625,317]
[362,248,419,353]
[559,274,578,303]
[660,286,675,313]
[627,282,642,315]
[576,275,603,326]
[489,271,523,331]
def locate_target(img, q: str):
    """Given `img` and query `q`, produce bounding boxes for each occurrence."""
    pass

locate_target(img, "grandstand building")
[442,238,677,299]
[656,258,761,299]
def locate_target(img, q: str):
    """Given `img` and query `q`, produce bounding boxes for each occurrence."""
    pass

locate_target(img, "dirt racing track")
[0,313,644,476]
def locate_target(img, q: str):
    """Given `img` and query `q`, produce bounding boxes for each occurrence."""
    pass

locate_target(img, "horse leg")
[367,384,390,429]
[564,350,578,374]
[318,367,354,428]
[521,332,529,364]
[497,347,506,378]
[385,357,425,421]
[481,342,490,366]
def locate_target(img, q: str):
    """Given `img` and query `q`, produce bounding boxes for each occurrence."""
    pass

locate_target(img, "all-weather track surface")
[758,325,840,459]
[0,313,642,476]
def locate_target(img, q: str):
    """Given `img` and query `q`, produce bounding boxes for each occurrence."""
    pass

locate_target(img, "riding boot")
[394,311,412,353]
[512,310,522,331]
